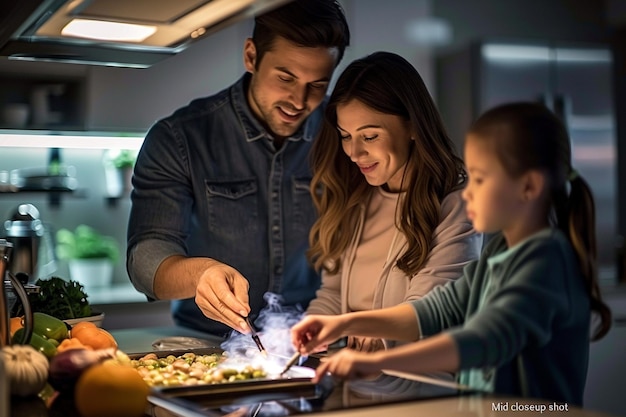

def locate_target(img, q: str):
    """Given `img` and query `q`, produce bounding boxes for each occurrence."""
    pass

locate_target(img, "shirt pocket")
[291,176,316,233]
[206,178,259,237]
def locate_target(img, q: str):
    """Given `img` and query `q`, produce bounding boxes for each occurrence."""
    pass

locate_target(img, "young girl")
[291,102,612,405]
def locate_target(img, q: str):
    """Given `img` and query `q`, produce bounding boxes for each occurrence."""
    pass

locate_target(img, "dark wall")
[613,27,626,282]
[432,0,612,56]
[433,0,625,283]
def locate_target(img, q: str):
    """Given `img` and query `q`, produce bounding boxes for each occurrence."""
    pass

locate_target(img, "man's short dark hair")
[252,0,350,68]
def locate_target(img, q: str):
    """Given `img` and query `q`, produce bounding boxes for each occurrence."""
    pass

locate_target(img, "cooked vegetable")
[48,348,117,393]
[1,344,49,397]
[130,352,267,387]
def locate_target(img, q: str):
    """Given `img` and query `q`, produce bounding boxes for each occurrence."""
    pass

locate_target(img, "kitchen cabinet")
[0,71,87,130]
[436,40,619,286]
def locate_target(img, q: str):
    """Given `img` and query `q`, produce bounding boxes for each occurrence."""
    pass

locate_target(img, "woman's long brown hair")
[307,51,466,276]
[467,102,611,341]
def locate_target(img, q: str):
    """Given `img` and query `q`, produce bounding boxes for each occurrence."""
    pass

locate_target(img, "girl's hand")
[291,314,347,355]
[313,349,382,383]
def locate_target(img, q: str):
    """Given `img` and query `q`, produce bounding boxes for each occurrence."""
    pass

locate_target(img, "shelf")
[0,187,89,207]
[87,282,148,305]
[0,186,89,194]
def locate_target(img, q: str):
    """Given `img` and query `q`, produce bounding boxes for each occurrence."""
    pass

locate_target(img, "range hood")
[0,0,292,68]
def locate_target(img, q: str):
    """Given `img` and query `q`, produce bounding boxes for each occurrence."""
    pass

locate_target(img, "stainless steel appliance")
[0,239,35,347]
[437,40,618,286]
[1,238,37,417]
[2,203,57,284]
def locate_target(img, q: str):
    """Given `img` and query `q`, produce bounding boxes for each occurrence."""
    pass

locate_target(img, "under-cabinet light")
[482,45,551,61]
[0,133,144,150]
[62,19,157,42]
[482,44,612,64]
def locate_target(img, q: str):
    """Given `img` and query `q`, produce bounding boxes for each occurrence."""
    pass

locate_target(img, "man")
[127,0,350,337]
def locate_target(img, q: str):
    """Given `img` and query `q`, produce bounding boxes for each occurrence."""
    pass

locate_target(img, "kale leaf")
[28,276,92,319]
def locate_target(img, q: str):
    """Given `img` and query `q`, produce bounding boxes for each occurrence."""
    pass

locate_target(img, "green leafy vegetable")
[28,277,92,320]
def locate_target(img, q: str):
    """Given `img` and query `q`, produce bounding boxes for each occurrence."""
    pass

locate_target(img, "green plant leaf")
[55,224,120,262]
[111,149,137,169]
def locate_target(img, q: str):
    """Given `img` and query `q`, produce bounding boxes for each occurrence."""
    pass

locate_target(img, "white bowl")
[63,311,105,328]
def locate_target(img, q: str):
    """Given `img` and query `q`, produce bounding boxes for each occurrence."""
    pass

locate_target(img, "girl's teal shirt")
[412,228,590,405]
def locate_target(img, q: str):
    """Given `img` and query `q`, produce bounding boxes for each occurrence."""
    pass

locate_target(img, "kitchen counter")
[253,396,619,417]
[7,326,621,417]
[110,325,223,353]
[112,326,619,417]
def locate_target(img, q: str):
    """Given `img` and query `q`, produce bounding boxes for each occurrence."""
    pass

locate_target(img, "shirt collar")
[230,73,321,144]
[487,227,554,268]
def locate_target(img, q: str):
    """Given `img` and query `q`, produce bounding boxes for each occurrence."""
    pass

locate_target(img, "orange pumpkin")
[70,321,98,338]
[57,337,93,353]
[72,327,118,350]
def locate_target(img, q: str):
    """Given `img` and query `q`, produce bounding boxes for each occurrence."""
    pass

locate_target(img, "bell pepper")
[33,312,69,343]
[56,337,92,353]
[12,328,58,359]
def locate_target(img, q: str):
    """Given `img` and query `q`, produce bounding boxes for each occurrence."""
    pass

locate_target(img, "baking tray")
[128,346,224,360]
[151,370,320,408]
[130,348,327,409]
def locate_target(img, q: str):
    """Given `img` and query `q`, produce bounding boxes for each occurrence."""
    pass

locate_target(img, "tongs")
[279,352,302,376]
[244,316,267,357]
[280,337,347,376]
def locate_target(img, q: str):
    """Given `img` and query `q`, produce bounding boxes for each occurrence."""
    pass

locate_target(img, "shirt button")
[275,266,283,275]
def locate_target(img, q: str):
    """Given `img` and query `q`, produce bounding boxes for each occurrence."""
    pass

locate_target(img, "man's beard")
[249,84,304,139]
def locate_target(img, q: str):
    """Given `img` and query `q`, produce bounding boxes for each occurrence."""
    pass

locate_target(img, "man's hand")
[195,262,251,332]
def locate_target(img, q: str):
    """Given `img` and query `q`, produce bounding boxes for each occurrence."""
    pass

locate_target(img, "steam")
[220,293,306,371]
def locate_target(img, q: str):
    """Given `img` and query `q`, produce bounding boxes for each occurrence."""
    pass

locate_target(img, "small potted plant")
[111,149,137,191]
[56,225,120,292]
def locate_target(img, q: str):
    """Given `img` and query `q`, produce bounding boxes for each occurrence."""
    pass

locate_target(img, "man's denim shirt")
[127,74,322,336]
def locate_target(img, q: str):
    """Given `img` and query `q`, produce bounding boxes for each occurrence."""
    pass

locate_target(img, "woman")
[306,51,482,351]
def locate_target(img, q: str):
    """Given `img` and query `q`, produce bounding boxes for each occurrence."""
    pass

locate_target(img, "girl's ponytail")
[564,172,611,341]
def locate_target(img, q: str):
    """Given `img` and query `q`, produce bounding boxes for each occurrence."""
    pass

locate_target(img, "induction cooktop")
[148,372,463,417]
